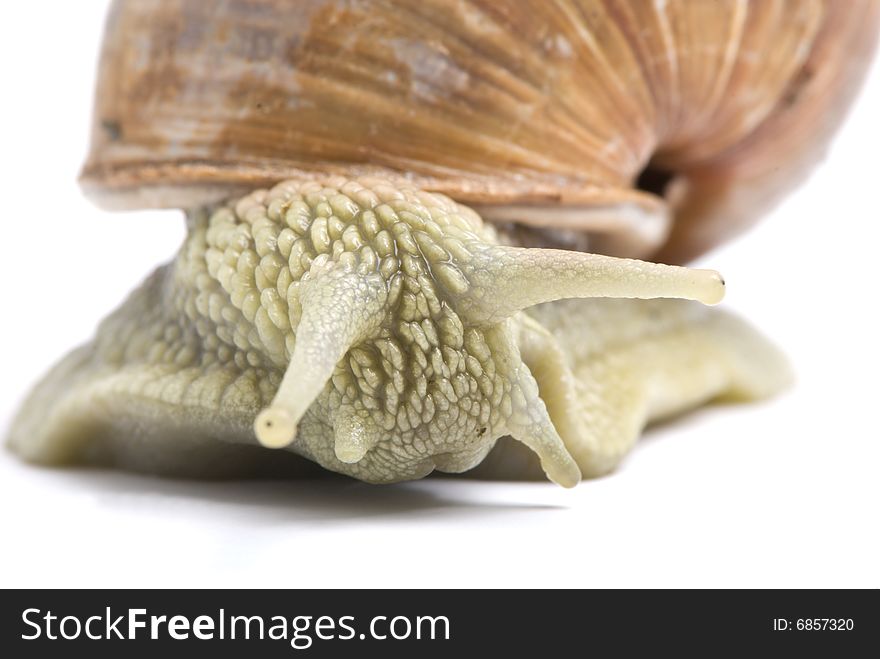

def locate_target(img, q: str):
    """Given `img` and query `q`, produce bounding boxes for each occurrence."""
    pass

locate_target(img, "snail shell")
[82,0,879,261]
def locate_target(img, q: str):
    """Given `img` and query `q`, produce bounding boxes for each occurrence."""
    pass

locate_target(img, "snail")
[7,0,877,487]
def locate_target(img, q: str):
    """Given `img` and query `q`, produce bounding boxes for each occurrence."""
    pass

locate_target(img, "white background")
[0,2,877,588]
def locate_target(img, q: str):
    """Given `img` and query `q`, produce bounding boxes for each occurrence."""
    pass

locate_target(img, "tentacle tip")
[334,444,369,464]
[333,412,377,464]
[695,269,726,306]
[254,408,298,449]
[542,457,582,489]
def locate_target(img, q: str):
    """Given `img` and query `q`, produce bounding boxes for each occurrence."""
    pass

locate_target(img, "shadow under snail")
[7,0,878,486]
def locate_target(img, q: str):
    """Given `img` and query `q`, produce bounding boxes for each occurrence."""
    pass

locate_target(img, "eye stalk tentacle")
[460,245,725,324]
[254,258,388,449]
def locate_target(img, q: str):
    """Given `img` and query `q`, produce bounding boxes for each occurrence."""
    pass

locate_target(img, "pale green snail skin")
[6,177,789,487]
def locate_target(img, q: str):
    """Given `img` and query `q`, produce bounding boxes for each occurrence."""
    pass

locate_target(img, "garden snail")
[7,0,877,487]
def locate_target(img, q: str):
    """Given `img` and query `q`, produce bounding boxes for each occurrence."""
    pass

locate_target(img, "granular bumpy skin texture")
[7,177,789,486]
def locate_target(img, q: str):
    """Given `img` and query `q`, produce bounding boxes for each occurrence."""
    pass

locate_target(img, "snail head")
[192,177,724,486]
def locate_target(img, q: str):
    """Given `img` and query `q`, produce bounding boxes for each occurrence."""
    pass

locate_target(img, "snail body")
[9,177,782,486]
[7,0,877,486]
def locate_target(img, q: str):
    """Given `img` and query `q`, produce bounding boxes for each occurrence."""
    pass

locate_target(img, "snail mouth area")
[292,406,500,484]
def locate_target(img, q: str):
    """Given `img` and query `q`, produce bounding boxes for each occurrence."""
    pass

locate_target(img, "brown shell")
[81,0,879,262]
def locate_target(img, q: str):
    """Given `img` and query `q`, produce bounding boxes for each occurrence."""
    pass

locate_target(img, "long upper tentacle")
[458,244,724,324]
[254,258,387,448]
